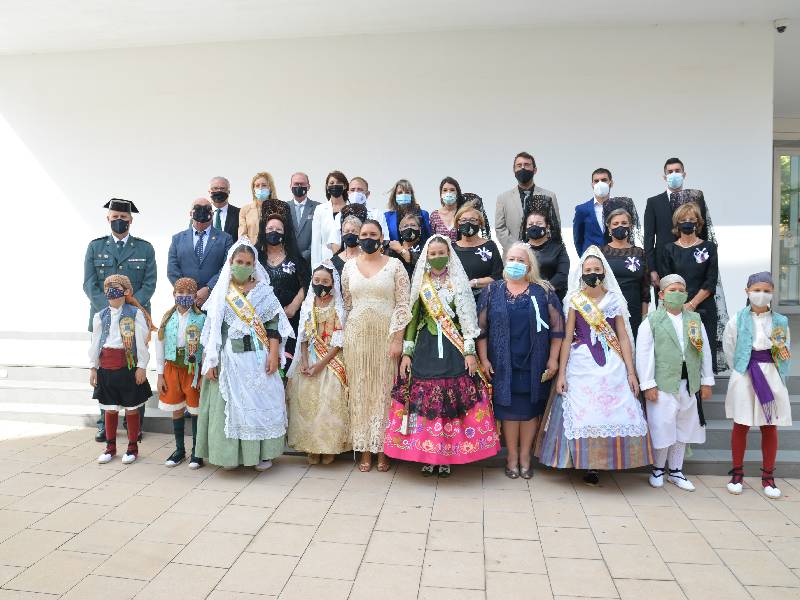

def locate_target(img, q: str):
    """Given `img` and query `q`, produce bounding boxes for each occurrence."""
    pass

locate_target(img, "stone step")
[0,364,156,384]
[682,448,800,478]
[702,395,800,420]
[703,419,800,449]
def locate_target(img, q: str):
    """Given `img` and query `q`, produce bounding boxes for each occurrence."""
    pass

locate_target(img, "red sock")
[731,423,749,468]
[125,410,140,455]
[104,411,119,453]
[760,425,778,473]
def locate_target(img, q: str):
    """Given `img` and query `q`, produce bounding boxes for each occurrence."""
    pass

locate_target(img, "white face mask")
[748,291,773,307]
[349,191,367,205]
[593,181,610,199]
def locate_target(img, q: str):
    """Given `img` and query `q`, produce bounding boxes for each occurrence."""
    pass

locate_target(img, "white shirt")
[155,309,190,374]
[593,199,605,231]
[88,306,150,369]
[214,205,228,230]
[192,226,210,249]
[293,197,307,223]
[110,234,130,247]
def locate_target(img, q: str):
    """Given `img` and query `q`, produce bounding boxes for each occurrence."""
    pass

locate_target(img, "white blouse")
[89,307,150,369]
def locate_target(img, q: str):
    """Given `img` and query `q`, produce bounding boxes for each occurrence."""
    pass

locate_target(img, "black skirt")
[93,367,152,409]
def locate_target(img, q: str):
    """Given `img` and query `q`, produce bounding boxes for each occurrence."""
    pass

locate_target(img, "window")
[776,151,800,307]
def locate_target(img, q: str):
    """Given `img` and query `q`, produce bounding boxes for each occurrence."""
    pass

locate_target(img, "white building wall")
[0,23,773,333]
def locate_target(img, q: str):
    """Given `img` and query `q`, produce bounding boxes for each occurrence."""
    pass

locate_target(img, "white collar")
[110,234,130,245]
[214,204,227,213]
[293,197,306,206]
[193,226,210,236]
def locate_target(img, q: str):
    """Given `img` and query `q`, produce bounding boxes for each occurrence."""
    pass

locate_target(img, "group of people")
[83,152,791,498]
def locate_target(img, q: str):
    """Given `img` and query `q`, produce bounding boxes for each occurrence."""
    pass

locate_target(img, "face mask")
[428,256,449,271]
[748,291,773,307]
[515,168,534,185]
[210,191,229,203]
[582,272,605,288]
[663,290,688,310]
[313,283,333,298]
[527,225,547,240]
[399,227,420,242]
[175,295,195,308]
[105,287,125,300]
[254,188,271,201]
[441,191,457,205]
[342,232,360,248]
[110,218,130,234]
[291,185,308,198]
[328,185,345,198]
[611,226,630,240]
[505,262,528,280]
[192,206,212,223]
[230,264,254,282]
[396,193,412,205]
[678,221,696,234]
[359,238,381,254]
[458,222,479,237]
[593,181,610,198]
[265,231,284,246]
[666,172,684,189]
[349,191,367,205]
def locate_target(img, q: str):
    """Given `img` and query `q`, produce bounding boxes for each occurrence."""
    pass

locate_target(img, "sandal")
[504,466,520,479]
[376,454,391,472]
[438,465,451,478]
[421,464,435,477]
[519,467,533,480]
[307,453,321,465]
[358,452,373,473]
[321,454,336,465]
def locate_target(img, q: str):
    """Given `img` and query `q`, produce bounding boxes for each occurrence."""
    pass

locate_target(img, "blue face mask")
[175,295,195,308]
[666,172,684,189]
[396,193,412,206]
[254,188,271,201]
[504,262,527,280]
[105,287,125,300]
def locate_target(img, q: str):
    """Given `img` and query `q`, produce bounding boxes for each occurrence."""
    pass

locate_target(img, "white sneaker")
[764,484,782,499]
[727,482,743,495]
[649,468,665,488]
[121,453,137,465]
[761,470,781,499]
[254,460,273,472]
[97,452,114,464]
[667,470,695,492]
[188,457,203,470]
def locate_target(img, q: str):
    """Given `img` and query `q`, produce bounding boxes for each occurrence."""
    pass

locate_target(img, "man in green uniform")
[83,199,157,442]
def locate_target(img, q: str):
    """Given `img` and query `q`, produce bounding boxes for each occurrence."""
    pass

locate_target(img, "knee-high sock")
[731,423,750,467]
[667,442,686,471]
[653,447,668,469]
[191,415,198,457]
[125,410,141,452]
[760,425,778,473]
[104,411,119,447]
[173,417,185,452]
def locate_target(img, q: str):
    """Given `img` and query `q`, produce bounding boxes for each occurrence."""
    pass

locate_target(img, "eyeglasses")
[458,219,481,225]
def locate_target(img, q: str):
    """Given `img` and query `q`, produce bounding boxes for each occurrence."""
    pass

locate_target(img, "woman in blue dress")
[477,242,564,479]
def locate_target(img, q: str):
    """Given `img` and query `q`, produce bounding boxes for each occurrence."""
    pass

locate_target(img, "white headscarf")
[200,236,294,374]
[408,234,480,341]
[285,261,347,379]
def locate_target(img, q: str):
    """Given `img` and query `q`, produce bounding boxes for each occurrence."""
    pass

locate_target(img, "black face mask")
[110,218,130,234]
[192,206,213,223]
[265,231,284,246]
[515,168,534,185]
[458,223,479,237]
[342,233,360,248]
[582,272,605,288]
[359,238,381,254]
[210,191,229,203]
[611,226,630,240]
[328,185,345,198]
[526,225,547,240]
[312,283,333,298]
[291,185,308,198]
[678,221,696,234]
[399,227,420,242]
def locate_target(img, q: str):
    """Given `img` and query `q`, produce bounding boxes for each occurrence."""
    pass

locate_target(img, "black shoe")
[95,429,106,443]
[165,449,186,467]
[438,465,451,478]
[189,456,204,470]
[520,467,533,480]
[138,432,143,442]
[583,470,600,486]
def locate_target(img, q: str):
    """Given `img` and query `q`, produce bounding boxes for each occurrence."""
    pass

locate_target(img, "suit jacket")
[384,209,431,242]
[221,204,240,240]
[167,227,233,290]
[572,199,606,256]
[289,198,319,262]
[495,184,559,254]
[643,191,709,276]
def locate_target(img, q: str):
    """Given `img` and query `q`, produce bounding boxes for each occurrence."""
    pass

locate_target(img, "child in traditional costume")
[723,272,791,499]
[636,274,714,492]
[383,234,499,476]
[286,262,351,464]
[195,238,294,471]
[89,274,155,465]
[536,245,651,485]
[156,277,206,469]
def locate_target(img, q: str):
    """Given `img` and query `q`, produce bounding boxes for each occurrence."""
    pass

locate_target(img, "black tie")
[195,230,206,261]
[116,240,124,252]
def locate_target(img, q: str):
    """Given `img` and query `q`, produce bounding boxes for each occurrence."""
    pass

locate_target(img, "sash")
[309,306,348,387]
[119,315,137,369]
[771,325,791,364]
[419,274,491,388]
[571,292,623,359]
[226,284,271,357]
[185,322,202,387]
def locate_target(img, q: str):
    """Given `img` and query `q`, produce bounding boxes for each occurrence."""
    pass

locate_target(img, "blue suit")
[572,199,606,256]
[384,209,431,242]
[167,227,233,290]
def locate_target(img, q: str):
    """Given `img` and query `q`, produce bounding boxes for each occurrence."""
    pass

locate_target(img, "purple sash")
[748,349,776,424]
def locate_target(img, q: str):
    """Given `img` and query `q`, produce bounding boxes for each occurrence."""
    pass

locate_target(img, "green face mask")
[230,264,254,283]
[428,256,449,271]
[663,290,688,310]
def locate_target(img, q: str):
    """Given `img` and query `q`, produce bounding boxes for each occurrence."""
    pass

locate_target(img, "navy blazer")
[572,199,606,256]
[167,227,233,290]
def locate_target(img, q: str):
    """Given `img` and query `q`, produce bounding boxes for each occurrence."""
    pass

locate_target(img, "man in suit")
[643,157,708,288]
[288,172,319,265]
[573,168,613,256]
[83,198,157,442]
[167,198,233,307]
[495,151,559,254]
[209,176,240,241]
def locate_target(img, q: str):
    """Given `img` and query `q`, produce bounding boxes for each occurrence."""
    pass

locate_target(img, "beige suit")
[238,201,262,242]
[495,185,559,254]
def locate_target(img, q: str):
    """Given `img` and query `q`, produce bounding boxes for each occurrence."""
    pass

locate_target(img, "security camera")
[774,19,789,33]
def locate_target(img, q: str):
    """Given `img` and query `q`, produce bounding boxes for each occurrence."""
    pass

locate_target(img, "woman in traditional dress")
[286,263,351,464]
[196,238,294,471]
[341,219,412,472]
[384,234,499,476]
[536,245,652,485]
[478,243,564,479]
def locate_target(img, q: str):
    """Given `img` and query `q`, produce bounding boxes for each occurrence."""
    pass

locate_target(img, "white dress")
[723,311,792,427]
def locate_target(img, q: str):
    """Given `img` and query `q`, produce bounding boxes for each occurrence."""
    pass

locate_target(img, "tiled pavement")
[0,422,798,599]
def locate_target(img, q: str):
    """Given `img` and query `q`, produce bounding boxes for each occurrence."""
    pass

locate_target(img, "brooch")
[475,247,492,262]
[283,261,296,274]
[693,247,709,264]
[625,256,640,272]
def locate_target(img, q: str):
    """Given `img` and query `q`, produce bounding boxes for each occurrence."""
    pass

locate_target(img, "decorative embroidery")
[475,246,492,262]
[693,247,709,264]
[687,318,703,353]
[625,256,640,272]
[282,261,296,274]
[771,326,791,362]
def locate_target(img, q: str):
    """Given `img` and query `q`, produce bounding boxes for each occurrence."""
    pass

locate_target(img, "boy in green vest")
[636,274,714,491]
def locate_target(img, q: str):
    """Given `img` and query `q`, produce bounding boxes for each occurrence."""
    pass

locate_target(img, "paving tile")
[231,482,292,508]
[77,481,145,506]
[207,592,275,600]
[0,565,22,586]
[104,494,176,524]
[329,490,385,516]
[0,527,73,567]
[304,460,355,480]
[343,470,394,495]
[432,495,484,522]
[269,497,331,526]
[588,515,651,545]
[694,520,766,550]
[315,513,376,545]
[29,501,109,533]
[251,458,307,486]
[349,562,421,600]
[545,557,617,598]
[375,504,431,534]
[484,510,539,540]
[435,474,484,499]
[534,501,589,528]
[287,475,344,501]
[135,562,226,599]
[485,537,547,574]
[615,579,686,600]
[600,542,673,579]
[137,474,198,501]
[539,526,602,559]
[650,531,720,564]
[421,549,484,590]
[384,482,437,508]
[717,548,800,586]
[294,540,366,580]
[633,504,696,532]
[173,530,251,568]
[484,489,533,514]
[760,535,800,568]
[278,575,351,600]
[3,549,104,595]
[733,508,800,536]
[747,586,800,599]
[0,510,45,543]
[673,496,737,521]
[25,454,89,476]
[217,552,297,595]
[50,465,116,490]
[486,571,553,600]
[428,520,483,552]
[168,489,237,516]
[0,473,58,497]
[62,518,144,554]
[138,511,211,544]
[419,586,486,600]
[248,522,315,556]
[668,563,750,600]
[62,574,144,600]
[95,539,183,580]
[207,504,272,535]
[7,485,83,514]
[364,530,426,566]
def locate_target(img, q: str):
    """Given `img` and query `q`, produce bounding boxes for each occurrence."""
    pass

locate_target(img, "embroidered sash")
[308,306,348,387]
[226,284,271,352]
[119,315,137,369]
[771,325,791,363]
[571,292,623,359]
